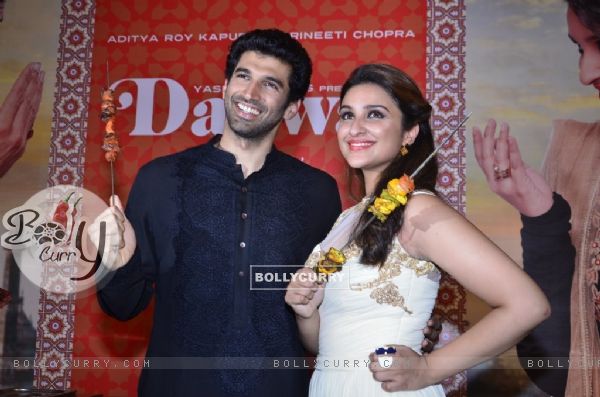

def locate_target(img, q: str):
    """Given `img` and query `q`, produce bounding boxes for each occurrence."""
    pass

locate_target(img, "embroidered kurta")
[97,137,342,397]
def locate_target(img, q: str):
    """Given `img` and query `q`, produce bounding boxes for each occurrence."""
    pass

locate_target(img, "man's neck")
[218,130,276,178]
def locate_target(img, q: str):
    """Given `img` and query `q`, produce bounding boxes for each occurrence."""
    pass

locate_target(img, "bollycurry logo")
[1,185,115,296]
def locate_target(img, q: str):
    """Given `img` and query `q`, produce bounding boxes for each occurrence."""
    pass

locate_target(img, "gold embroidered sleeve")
[303,248,322,269]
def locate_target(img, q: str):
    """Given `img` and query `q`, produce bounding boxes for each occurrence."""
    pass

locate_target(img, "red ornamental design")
[436,94,455,112]
[62,98,79,115]
[71,0,87,11]
[436,58,455,76]
[437,22,456,40]
[59,133,76,150]
[437,170,455,188]
[45,354,63,374]
[67,29,84,45]
[437,285,456,306]
[57,169,75,184]
[48,316,65,335]
[66,64,82,80]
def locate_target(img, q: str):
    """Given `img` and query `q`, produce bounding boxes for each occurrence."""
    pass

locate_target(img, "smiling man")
[96,29,342,397]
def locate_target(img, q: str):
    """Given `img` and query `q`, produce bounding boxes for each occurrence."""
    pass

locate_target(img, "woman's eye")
[339,112,353,120]
[367,110,384,119]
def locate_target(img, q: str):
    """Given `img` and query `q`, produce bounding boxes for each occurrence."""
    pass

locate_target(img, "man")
[96,29,342,397]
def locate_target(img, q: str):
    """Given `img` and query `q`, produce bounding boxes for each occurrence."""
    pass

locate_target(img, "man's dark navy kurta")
[98,137,341,397]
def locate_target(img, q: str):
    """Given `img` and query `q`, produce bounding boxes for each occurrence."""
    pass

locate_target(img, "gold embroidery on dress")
[370,283,413,314]
[303,249,321,269]
[342,241,361,260]
[311,197,439,313]
[349,239,439,313]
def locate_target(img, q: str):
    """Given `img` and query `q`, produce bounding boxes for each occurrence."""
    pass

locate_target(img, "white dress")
[307,194,445,396]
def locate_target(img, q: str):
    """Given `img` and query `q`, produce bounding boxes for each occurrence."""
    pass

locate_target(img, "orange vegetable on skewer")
[100,88,120,162]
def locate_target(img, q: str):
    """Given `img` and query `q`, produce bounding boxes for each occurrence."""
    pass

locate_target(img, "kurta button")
[241,186,248,193]
[238,271,244,277]
[241,212,248,219]
[239,242,246,248]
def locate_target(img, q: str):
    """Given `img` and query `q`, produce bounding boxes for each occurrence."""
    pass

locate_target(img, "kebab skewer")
[100,73,119,199]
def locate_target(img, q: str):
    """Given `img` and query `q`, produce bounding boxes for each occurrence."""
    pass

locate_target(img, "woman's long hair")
[566,0,600,37]
[341,64,438,266]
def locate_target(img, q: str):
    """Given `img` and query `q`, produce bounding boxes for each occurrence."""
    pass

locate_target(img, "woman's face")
[567,6,600,98]
[337,83,406,176]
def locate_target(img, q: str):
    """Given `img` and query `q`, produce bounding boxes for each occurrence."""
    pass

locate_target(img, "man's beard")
[225,96,287,140]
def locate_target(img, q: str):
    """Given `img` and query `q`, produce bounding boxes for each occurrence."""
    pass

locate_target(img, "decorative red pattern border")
[36,0,96,389]
[427,0,467,395]
[38,1,467,393]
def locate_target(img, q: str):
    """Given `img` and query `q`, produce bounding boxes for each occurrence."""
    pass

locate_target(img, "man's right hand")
[285,267,324,319]
[89,195,136,270]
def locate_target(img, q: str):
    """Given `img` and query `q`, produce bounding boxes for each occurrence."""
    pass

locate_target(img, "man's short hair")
[225,29,312,104]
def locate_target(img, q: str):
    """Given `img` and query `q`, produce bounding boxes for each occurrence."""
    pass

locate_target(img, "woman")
[285,64,550,396]
[473,1,600,396]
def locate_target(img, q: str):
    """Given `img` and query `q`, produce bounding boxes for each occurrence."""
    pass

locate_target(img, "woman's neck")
[363,170,380,197]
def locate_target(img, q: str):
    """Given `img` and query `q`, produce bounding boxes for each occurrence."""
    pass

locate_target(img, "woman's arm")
[285,267,324,354]
[371,194,550,391]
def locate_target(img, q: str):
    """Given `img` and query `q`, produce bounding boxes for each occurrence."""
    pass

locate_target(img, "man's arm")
[97,165,158,321]
[517,192,575,396]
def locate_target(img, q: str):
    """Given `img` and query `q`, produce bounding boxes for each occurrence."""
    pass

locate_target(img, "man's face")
[223,51,295,140]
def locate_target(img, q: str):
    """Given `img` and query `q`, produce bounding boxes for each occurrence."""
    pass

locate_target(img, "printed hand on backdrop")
[88,195,136,271]
[473,119,553,217]
[0,62,45,177]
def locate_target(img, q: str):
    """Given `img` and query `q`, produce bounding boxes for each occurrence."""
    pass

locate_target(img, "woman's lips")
[347,140,375,151]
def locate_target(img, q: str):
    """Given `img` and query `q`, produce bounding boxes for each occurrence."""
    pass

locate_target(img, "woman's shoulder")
[399,191,462,256]
[404,190,448,215]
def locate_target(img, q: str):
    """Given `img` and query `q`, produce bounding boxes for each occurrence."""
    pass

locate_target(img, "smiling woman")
[286,63,550,397]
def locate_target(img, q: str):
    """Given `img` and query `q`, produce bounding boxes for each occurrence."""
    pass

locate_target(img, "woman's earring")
[400,145,408,156]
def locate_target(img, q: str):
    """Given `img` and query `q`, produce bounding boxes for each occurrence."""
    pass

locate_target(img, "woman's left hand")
[368,345,431,392]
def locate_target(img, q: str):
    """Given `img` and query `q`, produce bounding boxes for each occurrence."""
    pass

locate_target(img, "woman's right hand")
[473,119,553,217]
[285,267,324,319]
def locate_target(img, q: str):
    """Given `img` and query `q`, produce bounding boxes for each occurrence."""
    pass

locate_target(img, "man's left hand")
[421,315,442,354]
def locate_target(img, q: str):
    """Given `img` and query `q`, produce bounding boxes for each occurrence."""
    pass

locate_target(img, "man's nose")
[242,81,260,100]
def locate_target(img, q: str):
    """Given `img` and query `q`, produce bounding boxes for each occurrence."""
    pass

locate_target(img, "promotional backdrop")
[3,1,471,396]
